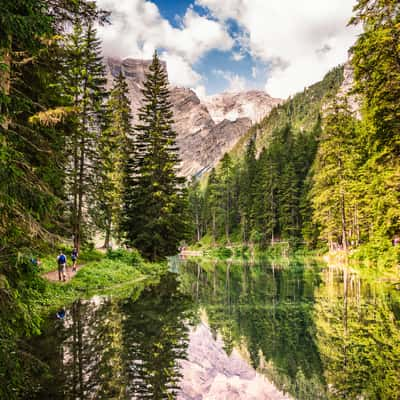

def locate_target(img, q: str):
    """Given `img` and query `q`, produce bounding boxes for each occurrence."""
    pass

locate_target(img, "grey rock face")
[105,58,280,176]
[204,90,282,124]
[337,60,361,117]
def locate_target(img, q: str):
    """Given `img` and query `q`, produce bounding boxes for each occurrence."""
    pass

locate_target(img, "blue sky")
[97,0,360,99]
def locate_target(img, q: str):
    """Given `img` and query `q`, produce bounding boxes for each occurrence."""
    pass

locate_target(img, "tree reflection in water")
[29,260,400,400]
[178,258,400,400]
[29,273,193,400]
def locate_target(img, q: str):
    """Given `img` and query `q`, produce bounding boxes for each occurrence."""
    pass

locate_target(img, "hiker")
[56,308,66,319]
[30,257,42,267]
[57,251,67,282]
[71,247,78,272]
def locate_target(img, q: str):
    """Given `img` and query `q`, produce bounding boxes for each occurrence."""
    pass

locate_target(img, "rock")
[337,59,361,117]
[105,57,280,177]
[204,91,282,125]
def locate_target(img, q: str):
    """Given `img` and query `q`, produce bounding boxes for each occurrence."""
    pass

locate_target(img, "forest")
[1,0,399,398]
[188,1,400,268]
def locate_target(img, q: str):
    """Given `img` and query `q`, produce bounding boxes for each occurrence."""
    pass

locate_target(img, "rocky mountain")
[337,60,360,116]
[105,58,281,176]
[204,91,282,125]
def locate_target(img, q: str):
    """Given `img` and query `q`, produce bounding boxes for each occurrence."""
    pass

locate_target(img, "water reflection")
[30,259,400,400]
[30,273,193,399]
[178,259,327,399]
[315,267,400,399]
[178,259,400,400]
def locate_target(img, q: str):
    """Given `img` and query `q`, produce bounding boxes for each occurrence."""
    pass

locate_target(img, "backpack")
[58,254,66,264]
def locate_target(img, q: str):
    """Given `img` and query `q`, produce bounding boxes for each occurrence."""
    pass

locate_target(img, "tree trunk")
[340,190,348,251]
[76,134,85,251]
[104,217,111,249]
[0,43,11,130]
[195,210,200,242]
[212,209,216,244]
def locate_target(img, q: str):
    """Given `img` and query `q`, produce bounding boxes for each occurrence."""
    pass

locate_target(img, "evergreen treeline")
[192,1,400,260]
[189,65,342,247]
[189,120,320,247]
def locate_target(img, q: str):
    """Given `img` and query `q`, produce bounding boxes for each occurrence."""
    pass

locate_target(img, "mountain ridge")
[105,57,281,176]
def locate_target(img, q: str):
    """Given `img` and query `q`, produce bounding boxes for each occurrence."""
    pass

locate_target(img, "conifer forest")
[1,1,399,399]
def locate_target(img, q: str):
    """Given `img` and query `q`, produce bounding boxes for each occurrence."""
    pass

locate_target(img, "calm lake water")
[30,257,400,399]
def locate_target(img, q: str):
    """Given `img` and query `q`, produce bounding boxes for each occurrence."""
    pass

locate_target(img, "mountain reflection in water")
[30,258,400,399]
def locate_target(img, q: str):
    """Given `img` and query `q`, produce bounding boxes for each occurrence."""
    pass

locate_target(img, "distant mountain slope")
[105,58,280,176]
[204,91,282,125]
[230,65,345,158]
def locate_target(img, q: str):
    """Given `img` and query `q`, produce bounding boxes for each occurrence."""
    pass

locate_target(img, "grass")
[37,248,104,274]
[36,248,168,312]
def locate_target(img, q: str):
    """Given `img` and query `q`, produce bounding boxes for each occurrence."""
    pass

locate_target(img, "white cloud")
[193,84,208,101]
[232,51,245,61]
[214,69,247,92]
[196,0,360,98]
[161,52,201,87]
[96,0,233,87]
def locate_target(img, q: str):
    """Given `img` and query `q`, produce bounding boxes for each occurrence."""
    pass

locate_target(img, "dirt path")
[42,264,83,283]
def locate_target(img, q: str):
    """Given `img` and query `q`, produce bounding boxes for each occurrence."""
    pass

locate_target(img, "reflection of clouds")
[316,44,332,56]
[178,322,292,400]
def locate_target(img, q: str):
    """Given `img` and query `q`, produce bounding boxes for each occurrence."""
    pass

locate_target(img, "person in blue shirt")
[57,251,67,281]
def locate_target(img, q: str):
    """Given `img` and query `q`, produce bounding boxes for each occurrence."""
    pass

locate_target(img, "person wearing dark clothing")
[71,248,78,272]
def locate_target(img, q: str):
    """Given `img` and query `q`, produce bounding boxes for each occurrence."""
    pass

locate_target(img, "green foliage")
[92,72,133,248]
[196,67,344,251]
[311,100,361,250]
[106,248,144,266]
[63,16,108,249]
[308,0,400,262]
[120,51,189,260]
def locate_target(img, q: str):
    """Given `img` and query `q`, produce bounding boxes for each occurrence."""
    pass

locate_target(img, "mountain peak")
[105,57,281,176]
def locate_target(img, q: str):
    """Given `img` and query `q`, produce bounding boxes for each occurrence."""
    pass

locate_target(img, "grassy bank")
[35,248,168,313]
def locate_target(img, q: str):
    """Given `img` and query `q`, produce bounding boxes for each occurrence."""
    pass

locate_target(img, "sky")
[96,0,361,99]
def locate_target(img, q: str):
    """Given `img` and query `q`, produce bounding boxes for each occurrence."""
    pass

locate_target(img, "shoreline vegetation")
[35,248,168,313]
[186,238,400,279]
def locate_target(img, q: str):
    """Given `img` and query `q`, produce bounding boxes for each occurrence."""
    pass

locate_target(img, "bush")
[106,248,143,265]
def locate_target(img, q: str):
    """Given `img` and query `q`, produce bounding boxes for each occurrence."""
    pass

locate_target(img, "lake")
[30,256,400,399]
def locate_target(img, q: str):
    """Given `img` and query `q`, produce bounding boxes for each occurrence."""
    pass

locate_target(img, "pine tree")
[279,162,299,239]
[93,72,132,248]
[219,153,235,243]
[311,100,359,250]
[349,0,400,242]
[204,168,220,243]
[188,177,205,242]
[251,149,279,246]
[239,135,257,243]
[64,18,108,250]
[121,51,188,260]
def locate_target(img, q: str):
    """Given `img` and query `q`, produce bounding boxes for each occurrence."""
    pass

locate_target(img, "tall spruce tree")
[239,135,257,242]
[311,100,359,250]
[64,18,108,250]
[349,0,400,242]
[93,72,132,248]
[121,51,188,260]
